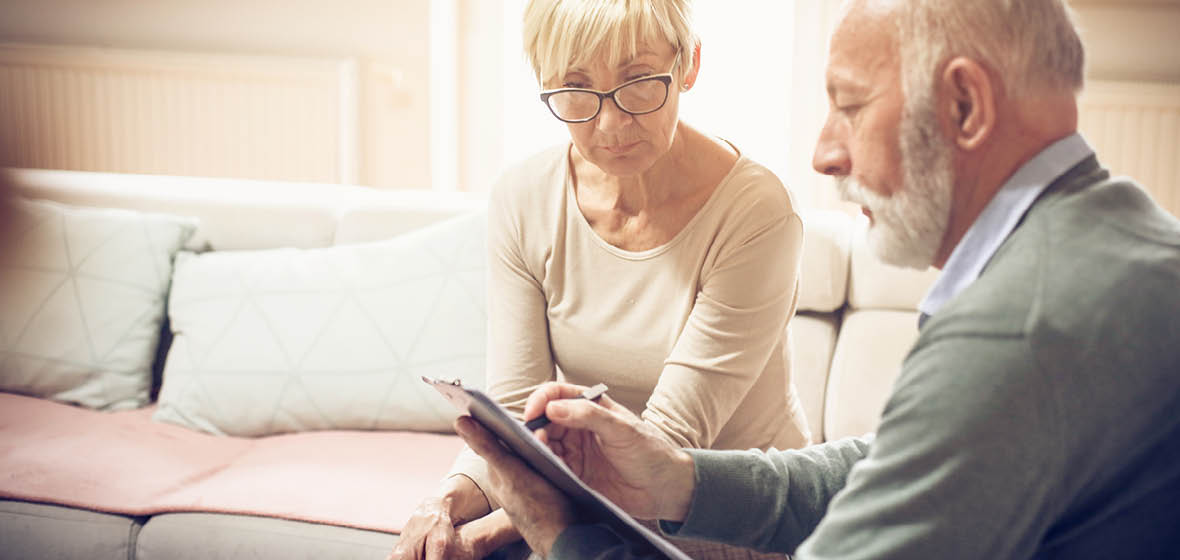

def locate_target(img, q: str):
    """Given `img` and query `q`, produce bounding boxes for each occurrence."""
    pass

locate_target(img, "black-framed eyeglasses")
[539,73,674,123]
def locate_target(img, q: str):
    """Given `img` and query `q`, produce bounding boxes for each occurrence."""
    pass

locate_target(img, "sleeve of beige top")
[447,167,557,510]
[641,184,803,449]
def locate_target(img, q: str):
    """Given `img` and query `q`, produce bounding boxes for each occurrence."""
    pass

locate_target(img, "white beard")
[836,93,953,270]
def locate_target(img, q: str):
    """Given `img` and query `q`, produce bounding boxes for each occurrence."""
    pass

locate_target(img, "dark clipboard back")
[423,376,691,560]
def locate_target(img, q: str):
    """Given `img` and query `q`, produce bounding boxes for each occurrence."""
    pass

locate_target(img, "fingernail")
[549,402,568,418]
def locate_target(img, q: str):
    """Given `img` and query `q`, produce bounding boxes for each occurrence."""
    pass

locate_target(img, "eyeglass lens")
[547,77,668,122]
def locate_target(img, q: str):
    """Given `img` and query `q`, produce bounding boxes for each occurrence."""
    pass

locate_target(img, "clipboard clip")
[421,375,463,387]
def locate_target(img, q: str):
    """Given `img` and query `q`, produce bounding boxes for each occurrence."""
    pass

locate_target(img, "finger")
[544,395,635,441]
[389,534,423,560]
[424,526,449,560]
[535,421,568,443]
[455,417,544,489]
[388,528,421,560]
[523,382,590,424]
[389,541,412,560]
[533,427,571,465]
[455,416,512,466]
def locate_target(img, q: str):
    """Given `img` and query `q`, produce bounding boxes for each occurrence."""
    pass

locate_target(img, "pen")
[524,383,608,431]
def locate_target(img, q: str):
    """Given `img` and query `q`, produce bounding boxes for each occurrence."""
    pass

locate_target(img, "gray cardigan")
[550,157,1180,559]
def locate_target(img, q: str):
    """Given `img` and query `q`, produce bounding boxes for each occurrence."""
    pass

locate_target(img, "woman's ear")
[941,56,996,151]
[682,42,702,91]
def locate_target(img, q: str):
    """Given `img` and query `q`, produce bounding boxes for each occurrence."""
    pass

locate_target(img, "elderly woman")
[391,1,809,558]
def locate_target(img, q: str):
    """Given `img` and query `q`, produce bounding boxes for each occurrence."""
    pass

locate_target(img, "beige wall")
[0,0,1176,191]
[1073,0,1180,83]
[0,0,433,189]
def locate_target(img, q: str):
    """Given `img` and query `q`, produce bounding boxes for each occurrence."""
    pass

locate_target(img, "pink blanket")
[0,393,465,533]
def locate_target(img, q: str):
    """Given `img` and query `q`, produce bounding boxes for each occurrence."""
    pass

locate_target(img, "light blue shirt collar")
[918,133,1094,318]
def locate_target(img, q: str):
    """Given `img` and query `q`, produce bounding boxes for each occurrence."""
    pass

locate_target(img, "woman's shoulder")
[492,144,569,198]
[487,144,570,238]
[709,152,798,225]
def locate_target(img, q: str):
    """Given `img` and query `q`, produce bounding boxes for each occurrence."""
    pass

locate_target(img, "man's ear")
[682,42,702,91]
[941,56,996,151]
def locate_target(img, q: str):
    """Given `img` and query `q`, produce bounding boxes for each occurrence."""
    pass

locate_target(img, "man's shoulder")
[923,171,1180,372]
[1026,175,1180,320]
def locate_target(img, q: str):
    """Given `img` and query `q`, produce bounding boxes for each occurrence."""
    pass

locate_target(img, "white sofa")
[0,167,938,559]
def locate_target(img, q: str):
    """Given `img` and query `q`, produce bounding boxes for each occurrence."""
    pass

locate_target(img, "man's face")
[813,6,953,269]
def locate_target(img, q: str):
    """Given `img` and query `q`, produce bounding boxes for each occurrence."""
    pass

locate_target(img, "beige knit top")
[451,144,811,505]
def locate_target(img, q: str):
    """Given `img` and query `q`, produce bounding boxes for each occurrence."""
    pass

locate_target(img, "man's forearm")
[551,524,667,560]
[458,508,522,556]
[668,437,871,553]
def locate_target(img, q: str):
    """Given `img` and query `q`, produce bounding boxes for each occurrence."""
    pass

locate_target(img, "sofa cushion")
[135,513,396,560]
[787,312,839,443]
[797,210,852,313]
[846,216,940,311]
[0,500,143,560]
[154,211,486,436]
[0,198,196,410]
[0,392,466,534]
[823,309,920,441]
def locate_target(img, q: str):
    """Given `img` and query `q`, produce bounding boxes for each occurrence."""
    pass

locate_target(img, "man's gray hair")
[890,0,1086,99]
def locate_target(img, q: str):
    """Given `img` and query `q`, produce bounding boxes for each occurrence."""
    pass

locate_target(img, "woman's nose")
[595,97,633,132]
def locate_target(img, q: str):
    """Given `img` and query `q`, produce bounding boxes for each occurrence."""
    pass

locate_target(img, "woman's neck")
[572,122,706,216]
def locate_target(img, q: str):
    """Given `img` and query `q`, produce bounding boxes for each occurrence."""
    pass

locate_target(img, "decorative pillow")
[0,198,197,410]
[154,211,487,436]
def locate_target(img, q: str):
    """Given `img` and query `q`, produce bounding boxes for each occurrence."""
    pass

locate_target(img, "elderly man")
[457,0,1180,558]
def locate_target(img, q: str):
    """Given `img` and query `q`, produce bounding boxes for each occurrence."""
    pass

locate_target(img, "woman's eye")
[563,82,590,89]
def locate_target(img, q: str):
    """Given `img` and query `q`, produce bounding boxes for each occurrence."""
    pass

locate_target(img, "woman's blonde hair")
[522,0,698,88]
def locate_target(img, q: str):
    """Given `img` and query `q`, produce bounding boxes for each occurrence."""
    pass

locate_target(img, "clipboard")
[423,376,691,560]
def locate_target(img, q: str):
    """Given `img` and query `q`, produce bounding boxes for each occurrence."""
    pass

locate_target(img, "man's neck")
[931,90,1079,269]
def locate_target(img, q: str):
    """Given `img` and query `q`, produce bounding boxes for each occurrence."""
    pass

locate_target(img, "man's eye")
[838,104,863,117]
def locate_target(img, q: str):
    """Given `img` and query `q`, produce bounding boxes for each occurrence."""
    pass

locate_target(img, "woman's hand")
[526,382,697,522]
[387,478,491,560]
[455,416,576,558]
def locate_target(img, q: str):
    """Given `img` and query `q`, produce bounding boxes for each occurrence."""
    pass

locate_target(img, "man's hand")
[387,496,484,560]
[387,476,492,560]
[526,382,696,522]
[455,416,575,558]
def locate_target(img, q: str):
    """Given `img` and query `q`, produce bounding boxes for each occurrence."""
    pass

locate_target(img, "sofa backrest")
[3,168,486,251]
[4,166,941,446]
[818,220,939,442]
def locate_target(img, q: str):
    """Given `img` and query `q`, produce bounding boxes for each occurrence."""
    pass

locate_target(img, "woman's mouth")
[602,141,641,154]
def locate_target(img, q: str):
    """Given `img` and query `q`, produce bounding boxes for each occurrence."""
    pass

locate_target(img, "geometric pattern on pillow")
[0,199,197,410]
[153,211,487,436]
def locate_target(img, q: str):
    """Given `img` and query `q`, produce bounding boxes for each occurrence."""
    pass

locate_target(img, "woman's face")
[554,41,690,177]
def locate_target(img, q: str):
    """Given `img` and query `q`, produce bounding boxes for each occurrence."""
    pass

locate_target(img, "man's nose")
[813,118,850,176]
[596,97,632,132]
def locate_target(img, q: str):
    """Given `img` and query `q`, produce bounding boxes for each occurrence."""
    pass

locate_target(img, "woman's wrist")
[439,474,493,523]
